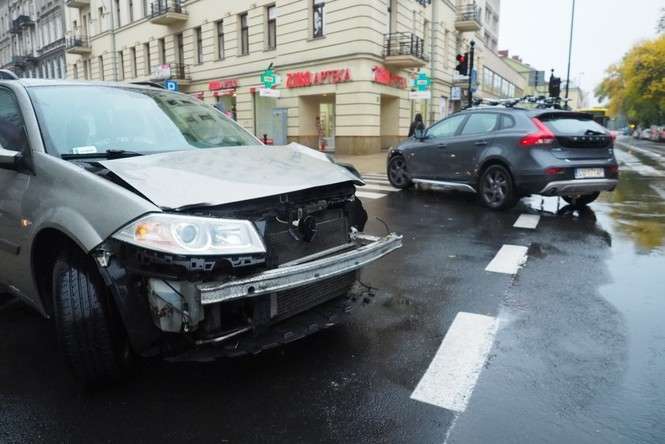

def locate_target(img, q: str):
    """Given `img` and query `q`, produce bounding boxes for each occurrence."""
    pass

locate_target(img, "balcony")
[455,4,482,32]
[65,0,91,8]
[383,33,428,68]
[150,63,191,84]
[65,36,92,55]
[13,15,35,31]
[11,56,28,67]
[149,0,188,25]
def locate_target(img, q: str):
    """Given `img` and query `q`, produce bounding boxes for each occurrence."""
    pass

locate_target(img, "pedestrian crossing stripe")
[355,191,387,200]
[364,179,392,186]
[357,184,400,192]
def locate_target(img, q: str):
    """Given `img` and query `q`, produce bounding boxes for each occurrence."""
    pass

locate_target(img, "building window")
[143,0,148,17]
[98,7,104,33]
[143,43,151,75]
[82,60,88,80]
[130,47,137,78]
[129,0,134,22]
[313,0,324,38]
[194,27,203,64]
[239,13,249,55]
[115,0,121,27]
[98,56,105,80]
[267,5,276,50]
[158,38,166,64]
[216,20,224,60]
[118,51,125,80]
[176,33,184,66]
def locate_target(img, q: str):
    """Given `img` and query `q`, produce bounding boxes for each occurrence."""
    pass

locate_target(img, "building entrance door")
[318,102,335,152]
[272,108,288,145]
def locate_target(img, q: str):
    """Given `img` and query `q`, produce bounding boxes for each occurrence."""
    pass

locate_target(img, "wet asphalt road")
[1,136,665,443]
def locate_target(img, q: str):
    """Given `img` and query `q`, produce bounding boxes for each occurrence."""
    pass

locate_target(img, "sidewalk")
[333,151,388,175]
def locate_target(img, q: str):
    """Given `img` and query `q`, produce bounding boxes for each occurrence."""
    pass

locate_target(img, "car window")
[541,117,608,135]
[500,115,516,130]
[0,88,29,152]
[428,114,466,139]
[460,113,498,135]
[28,85,259,156]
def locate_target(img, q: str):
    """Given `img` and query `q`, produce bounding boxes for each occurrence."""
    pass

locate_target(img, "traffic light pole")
[564,0,576,109]
[467,41,475,108]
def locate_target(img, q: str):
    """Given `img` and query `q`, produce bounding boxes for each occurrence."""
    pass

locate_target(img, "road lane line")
[485,245,528,274]
[411,312,498,413]
[357,184,400,192]
[513,214,540,229]
[355,191,387,200]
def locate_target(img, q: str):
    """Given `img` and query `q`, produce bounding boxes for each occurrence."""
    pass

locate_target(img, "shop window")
[267,5,277,50]
[239,13,249,55]
[313,0,324,38]
[194,27,203,64]
[216,20,225,60]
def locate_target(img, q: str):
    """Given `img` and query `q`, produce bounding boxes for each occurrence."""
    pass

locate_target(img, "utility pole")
[564,0,576,109]
[467,40,475,107]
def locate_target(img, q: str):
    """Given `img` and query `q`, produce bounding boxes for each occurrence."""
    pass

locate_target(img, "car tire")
[387,155,413,189]
[52,248,133,387]
[479,164,518,210]
[562,192,600,208]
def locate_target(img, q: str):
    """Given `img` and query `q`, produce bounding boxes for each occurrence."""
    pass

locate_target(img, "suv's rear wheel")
[479,165,518,210]
[387,155,412,189]
[52,248,133,387]
[562,192,599,208]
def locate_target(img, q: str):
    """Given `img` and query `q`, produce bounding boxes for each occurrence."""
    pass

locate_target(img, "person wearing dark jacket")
[408,113,425,138]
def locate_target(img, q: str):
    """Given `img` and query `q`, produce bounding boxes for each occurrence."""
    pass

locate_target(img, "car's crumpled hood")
[99,143,362,210]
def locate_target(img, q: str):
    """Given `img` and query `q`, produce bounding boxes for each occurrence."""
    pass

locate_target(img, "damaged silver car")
[0,79,401,386]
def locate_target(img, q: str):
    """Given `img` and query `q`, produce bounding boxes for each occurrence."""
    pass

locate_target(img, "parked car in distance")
[640,128,652,140]
[387,107,619,210]
[0,79,402,387]
[650,126,665,142]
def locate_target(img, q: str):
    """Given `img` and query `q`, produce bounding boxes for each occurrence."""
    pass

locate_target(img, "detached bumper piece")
[198,232,403,305]
[540,179,618,196]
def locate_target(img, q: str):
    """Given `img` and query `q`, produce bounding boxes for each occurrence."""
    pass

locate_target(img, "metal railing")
[169,63,190,79]
[66,36,91,49]
[11,55,28,66]
[383,33,427,61]
[456,3,482,23]
[151,63,190,80]
[150,0,185,17]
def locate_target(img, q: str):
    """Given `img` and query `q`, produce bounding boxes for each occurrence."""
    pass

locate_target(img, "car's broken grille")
[272,271,357,322]
[263,208,349,267]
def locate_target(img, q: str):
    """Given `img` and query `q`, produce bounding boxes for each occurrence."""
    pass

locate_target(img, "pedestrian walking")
[408,113,425,138]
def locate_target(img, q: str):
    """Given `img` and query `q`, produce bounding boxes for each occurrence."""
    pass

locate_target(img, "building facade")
[0,0,67,78]
[64,0,523,154]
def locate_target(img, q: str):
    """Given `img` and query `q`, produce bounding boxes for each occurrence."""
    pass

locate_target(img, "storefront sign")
[372,66,407,89]
[259,88,281,98]
[151,64,172,81]
[213,89,236,97]
[164,80,179,91]
[409,90,431,100]
[208,79,239,91]
[261,68,277,89]
[286,68,351,88]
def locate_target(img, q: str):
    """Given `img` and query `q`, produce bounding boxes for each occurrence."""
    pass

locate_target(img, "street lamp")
[564,0,576,108]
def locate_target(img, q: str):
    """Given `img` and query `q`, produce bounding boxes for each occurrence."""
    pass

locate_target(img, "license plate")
[574,168,605,179]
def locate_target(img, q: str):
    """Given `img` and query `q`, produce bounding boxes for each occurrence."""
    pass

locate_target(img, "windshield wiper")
[61,149,144,160]
[584,129,605,136]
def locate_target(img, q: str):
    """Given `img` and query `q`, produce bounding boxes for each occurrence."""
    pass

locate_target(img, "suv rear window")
[541,116,607,135]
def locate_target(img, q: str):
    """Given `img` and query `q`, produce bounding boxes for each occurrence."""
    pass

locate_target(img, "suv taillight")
[520,118,555,147]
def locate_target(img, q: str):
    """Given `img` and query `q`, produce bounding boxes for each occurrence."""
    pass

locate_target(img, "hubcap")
[389,158,408,186]
[483,169,508,206]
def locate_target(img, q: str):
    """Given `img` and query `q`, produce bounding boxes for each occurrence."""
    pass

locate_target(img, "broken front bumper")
[198,232,403,305]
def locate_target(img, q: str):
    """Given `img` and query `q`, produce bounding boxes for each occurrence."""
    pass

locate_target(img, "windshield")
[29,85,259,156]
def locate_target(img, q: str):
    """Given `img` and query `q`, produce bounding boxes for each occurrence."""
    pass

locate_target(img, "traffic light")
[455,53,468,76]
[549,75,561,98]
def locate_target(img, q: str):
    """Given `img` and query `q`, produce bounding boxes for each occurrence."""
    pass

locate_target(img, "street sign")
[151,64,172,81]
[164,80,179,91]
[261,68,279,89]
[409,90,431,100]
[451,86,462,101]
[411,70,432,92]
[259,88,281,98]
[470,69,478,93]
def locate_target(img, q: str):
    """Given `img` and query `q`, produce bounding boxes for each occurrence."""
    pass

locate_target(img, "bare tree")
[658,8,665,33]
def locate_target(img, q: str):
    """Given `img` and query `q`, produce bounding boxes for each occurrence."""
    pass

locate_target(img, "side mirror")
[414,127,426,140]
[0,147,22,171]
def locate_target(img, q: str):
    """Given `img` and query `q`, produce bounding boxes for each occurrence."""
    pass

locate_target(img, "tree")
[596,35,665,125]
[658,8,665,34]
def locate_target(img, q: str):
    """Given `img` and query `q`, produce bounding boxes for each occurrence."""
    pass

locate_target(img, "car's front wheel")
[52,248,133,387]
[479,165,518,210]
[562,192,600,208]
[387,155,413,189]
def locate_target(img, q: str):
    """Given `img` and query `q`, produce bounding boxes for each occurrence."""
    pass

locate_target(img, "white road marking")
[357,184,400,192]
[362,174,389,181]
[364,178,392,186]
[485,245,529,275]
[355,191,387,200]
[411,312,499,413]
[650,185,665,200]
[513,214,540,230]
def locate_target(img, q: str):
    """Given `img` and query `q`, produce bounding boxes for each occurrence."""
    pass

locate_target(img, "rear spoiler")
[530,111,594,121]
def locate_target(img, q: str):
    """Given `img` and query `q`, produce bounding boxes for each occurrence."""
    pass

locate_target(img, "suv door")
[408,113,467,179]
[441,112,499,180]
[0,88,31,291]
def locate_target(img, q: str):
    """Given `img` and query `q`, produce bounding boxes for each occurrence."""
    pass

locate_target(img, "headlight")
[112,214,266,256]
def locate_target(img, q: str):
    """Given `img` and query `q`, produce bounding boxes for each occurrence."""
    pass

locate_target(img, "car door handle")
[436,144,448,149]
[475,140,489,146]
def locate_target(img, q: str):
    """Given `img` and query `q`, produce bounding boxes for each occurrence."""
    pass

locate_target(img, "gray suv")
[0,79,401,386]
[388,107,619,209]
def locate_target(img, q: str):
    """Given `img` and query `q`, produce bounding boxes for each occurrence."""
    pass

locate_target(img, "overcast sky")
[498,0,663,105]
